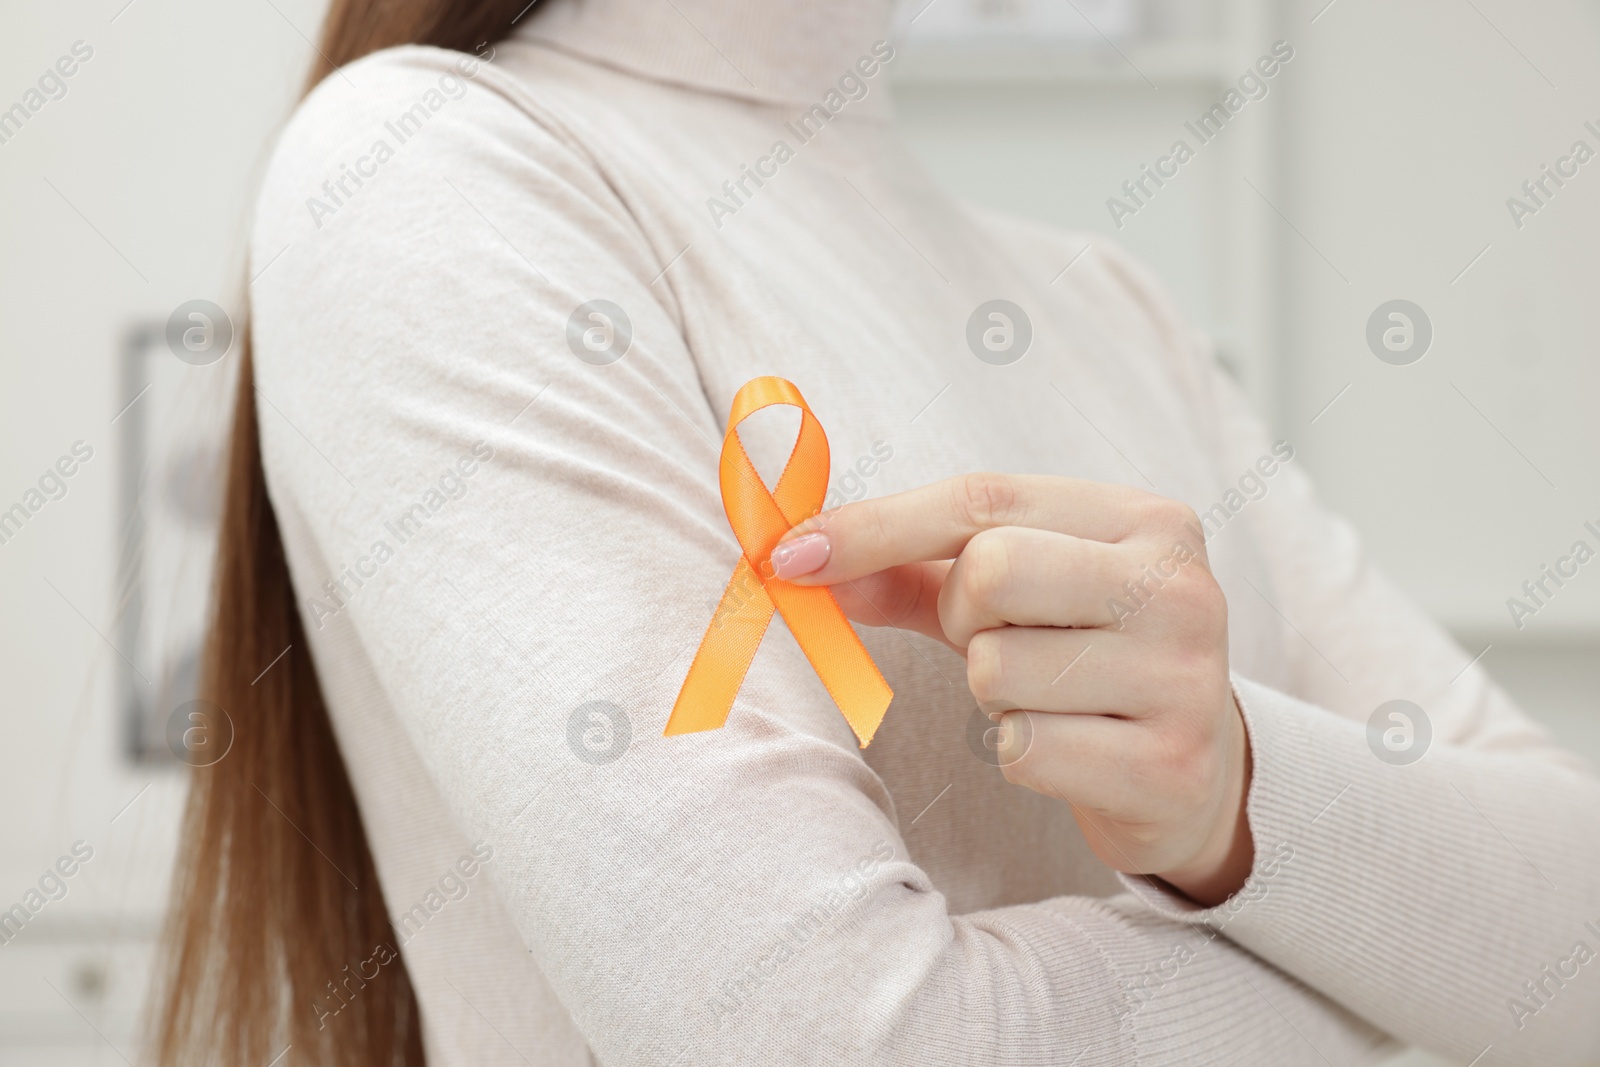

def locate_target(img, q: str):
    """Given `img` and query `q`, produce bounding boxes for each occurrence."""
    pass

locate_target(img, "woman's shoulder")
[256,49,496,231]
[250,43,599,273]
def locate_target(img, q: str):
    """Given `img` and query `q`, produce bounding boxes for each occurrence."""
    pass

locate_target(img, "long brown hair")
[153,3,531,1063]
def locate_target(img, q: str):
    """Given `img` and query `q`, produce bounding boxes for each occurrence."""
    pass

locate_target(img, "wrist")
[1158,691,1255,906]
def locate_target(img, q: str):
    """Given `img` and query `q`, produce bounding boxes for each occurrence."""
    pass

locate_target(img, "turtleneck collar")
[515,0,900,117]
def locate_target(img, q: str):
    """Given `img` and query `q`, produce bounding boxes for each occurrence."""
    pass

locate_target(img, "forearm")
[1122,678,1600,1065]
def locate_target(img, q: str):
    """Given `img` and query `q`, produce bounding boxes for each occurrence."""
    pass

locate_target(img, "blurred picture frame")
[115,319,232,763]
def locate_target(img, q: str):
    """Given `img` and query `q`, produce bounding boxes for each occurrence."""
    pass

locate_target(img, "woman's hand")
[771,473,1254,905]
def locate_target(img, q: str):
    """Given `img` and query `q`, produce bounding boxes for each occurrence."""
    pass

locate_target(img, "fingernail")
[770,532,830,579]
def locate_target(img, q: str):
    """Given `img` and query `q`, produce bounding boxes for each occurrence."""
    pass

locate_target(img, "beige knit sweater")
[248,0,1600,1062]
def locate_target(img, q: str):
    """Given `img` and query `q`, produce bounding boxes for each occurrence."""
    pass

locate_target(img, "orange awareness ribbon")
[665,377,894,747]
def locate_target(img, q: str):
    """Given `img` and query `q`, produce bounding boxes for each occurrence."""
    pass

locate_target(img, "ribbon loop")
[666,377,894,747]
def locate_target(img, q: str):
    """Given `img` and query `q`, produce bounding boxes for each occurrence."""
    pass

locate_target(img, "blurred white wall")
[1280,0,1600,643]
[1,0,1596,1062]
[0,0,319,1056]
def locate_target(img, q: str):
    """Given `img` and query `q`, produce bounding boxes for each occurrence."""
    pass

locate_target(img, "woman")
[155,0,1600,1063]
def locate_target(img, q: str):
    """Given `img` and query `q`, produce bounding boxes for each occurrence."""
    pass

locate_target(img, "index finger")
[773,473,1155,585]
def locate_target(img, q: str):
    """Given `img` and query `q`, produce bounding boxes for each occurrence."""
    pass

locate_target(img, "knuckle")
[858,499,895,556]
[1169,570,1228,632]
[954,472,1018,529]
[965,630,1007,704]
[1168,500,1203,532]
[1127,489,1168,522]
[995,714,1041,785]
[1118,559,1229,643]
[960,529,1013,609]
[1129,492,1199,537]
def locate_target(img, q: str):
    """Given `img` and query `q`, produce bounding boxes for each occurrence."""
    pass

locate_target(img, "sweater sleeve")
[1097,247,1600,1067]
[249,47,1397,1066]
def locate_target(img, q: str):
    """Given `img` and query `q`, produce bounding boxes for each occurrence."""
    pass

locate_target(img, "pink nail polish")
[770,532,830,579]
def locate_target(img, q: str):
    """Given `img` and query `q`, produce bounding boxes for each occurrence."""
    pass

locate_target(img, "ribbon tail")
[769,583,894,747]
[665,557,776,736]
